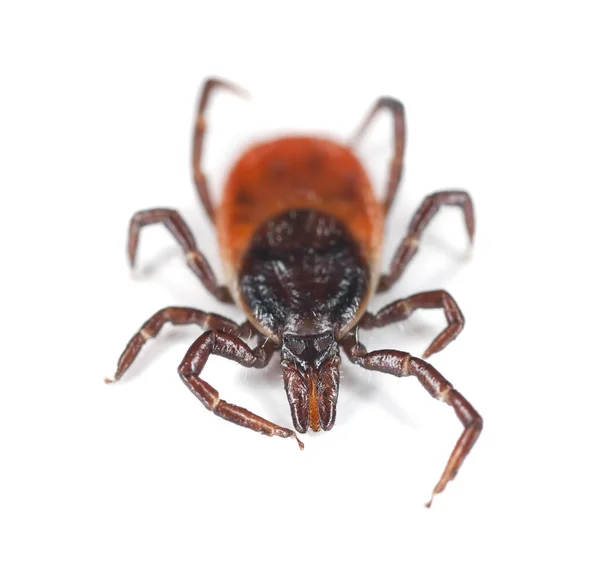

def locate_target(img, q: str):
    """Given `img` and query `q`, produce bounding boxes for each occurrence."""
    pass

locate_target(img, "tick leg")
[360,290,465,359]
[178,331,304,449]
[128,208,233,303]
[106,306,255,381]
[378,190,475,293]
[341,331,482,507]
[350,97,405,215]
[192,77,249,224]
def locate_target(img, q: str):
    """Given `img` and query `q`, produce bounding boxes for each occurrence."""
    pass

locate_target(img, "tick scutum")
[238,209,370,340]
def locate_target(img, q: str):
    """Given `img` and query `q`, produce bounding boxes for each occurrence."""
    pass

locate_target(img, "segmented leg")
[128,208,233,303]
[178,331,304,449]
[341,330,482,507]
[360,290,465,359]
[378,190,475,293]
[350,96,406,215]
[192,77,249,223]
[106,306,254,382]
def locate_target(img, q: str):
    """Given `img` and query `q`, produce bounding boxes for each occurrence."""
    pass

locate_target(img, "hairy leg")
[360,290,465,358]
[350,96,405,215]
[128,208,233,303]
[192,77,249,223]
[178,331,303,448]
[106,306,253,381]
[341,330,482,507]
[378,190,474,293]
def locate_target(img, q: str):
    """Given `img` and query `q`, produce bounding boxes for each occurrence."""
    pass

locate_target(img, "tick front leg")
[128,208,233,303]
[341,331,482,507]
[106,306,254,381]
[378,190,475,293]
[360,290,465,358]
[178,331,303,449]
[350,97,405,215]
[192,78,249,223]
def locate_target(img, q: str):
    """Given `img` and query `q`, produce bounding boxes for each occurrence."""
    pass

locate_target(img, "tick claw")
[425,492,436,509]
[103,376,115,384]
[294,434,305,450]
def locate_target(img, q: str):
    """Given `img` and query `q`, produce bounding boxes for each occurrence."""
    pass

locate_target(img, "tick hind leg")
[350,97,406,215]
[128,208,233,303]
[106,306,254,381]
[178,331,304,449]
[341,330,482,507]
[192,78,249,223]
[378,190,475,293]
[360,290,465,359]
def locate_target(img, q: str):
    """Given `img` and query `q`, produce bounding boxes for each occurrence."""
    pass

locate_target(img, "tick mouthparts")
[318,399,337,431]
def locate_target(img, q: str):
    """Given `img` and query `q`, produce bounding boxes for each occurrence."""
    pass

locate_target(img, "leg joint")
[400,353,411,377]
[139,327,153,341]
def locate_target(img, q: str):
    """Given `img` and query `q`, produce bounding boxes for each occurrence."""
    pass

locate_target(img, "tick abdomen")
[238,209,370,341]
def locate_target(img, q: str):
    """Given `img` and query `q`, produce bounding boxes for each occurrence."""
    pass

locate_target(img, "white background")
[1,1,599,570]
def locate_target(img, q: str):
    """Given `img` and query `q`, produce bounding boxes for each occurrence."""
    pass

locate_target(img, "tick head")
[281,331,340,433]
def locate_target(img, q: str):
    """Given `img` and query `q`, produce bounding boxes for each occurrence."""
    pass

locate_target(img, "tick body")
[108,78,481,506]
[220,136,383,341]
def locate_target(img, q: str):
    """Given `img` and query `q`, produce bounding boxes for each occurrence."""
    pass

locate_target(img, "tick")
[106,78,482,506]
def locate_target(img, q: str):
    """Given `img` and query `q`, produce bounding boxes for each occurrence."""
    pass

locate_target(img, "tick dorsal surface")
[217,136,383,433]
[217,136,384,327]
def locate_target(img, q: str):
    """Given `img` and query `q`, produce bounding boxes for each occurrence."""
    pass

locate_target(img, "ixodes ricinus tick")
[106,78,481,507]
